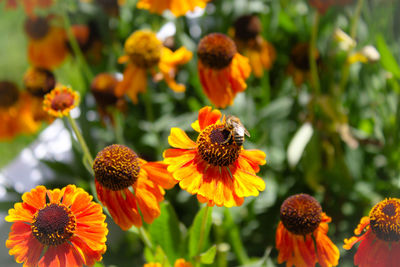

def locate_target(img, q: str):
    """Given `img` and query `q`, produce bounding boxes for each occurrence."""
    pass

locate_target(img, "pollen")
[24,67,55,97]
[234,15,262,41]
[31,203,76,246]
[43,85,80,117]
[280,194,322,235]
[124,30,163,68]
[24,16,50,40]
[197,124,240,167]
[93,144,141,191]
[0,81,19,108]
[369,198,400,242]
[197,33,237,69]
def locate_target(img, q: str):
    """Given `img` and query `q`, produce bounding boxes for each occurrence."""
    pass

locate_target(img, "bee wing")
[244,128,250,137]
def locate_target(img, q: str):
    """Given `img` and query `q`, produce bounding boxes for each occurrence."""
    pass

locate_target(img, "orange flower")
[25,16,68,69]
[5,185,108,267]
[136,0,210,17]
[344,198,400,267]
[91,73,125,123]
[43,85,80,118]
[233,15,276,78]
[163,106,266,207]
[276,194,339,267]
[93,144,176,230]
[0,81,40,140]
[287,42,320,87]
[116,30,192,103]
[197,33,251,108]
[309,0,354,14]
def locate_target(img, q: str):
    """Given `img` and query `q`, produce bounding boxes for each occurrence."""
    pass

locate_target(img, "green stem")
[143,86,155,122]
[309,11,320,95]
[139,227,154,252]
[338,0,365,95]
[113,109,125,145]
[67,115,94,169]
[196,205,210,258]
[224,209,250,265]
[61,4,94,83]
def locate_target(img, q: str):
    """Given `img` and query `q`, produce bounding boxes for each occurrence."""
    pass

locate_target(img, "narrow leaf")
[376,34,400,78]
[200,245,217,264]
[189,206,212,258]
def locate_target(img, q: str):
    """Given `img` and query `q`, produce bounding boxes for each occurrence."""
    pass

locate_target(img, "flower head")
[93,144,176,230]
[144,258,193,267]
[136,0,210,17]
[163,106,266,207]
[276,194,339,267]
[287,42,320,87]
[197,33,251,108]
[5,185,108,267]
[25,16,68,69]
[24,67,56,97]
[116,30,192,103]
[43,85,80,118]
[344,198,400,266]
[0,81,40,139]
[232,15,276,78]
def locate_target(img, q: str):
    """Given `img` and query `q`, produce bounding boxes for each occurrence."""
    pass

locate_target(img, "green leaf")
[148,202,182,263]
[376,34,400,78]
[199,245,217,264]
[189,206,212,258]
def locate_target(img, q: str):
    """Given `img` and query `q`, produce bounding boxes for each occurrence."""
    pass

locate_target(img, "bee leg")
[221,131,232,144]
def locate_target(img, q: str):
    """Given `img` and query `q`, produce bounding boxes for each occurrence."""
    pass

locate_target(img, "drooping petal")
[115,63,148,104]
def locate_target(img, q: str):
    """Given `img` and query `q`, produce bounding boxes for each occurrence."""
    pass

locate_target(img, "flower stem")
[67,115,94,171]
[138,227,154,252]
[309,11,320,95]
[196,205,211,257]
[338,0,365,95]
[61,4,94,83]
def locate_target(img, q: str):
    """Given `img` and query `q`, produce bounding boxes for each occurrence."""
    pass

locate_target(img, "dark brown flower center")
[197,33,237,69]
[370,198,400,242]
[24,68,55,97]
[290,43,320,71]
[91,73,119,106]
[93,144,141,190]
[280,194,322,235]
[24,17,50,40]
[234,15,262,42]
[51,92,75,111]
[0,81,19,108]
[197,124,240,167]
[32,203,76,246]
[125,31,162,68]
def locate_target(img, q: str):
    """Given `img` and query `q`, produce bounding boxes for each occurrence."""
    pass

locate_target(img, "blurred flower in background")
[276,194,339,267]
[344,198,400,267]
[232,14,276,78]
[116,30,192,103]
[163,106,266,207]
[197,33,251,108]
[1,0,53,16]
[287,42,319,87]
[5,185,108,267]
[136,0,210,17]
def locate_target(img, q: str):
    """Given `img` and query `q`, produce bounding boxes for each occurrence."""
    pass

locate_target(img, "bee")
[222,115,250,146]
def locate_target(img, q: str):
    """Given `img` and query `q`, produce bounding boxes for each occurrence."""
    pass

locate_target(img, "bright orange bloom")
[0,81,40,140]
[163,106,266,207]
[1,0,53,16]
[136,0,210,17]
[93,144,176,230]
[287,42,320,87]
[25,16,68,69]
[43,85,80,118]
[233,15,276,78]
[197,33,251,108]
[116,30,192,103]
[344,198,400,267]
[5,185,108,267]
[276,194,339,267]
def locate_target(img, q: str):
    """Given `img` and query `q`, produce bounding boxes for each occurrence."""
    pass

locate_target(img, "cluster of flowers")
[1,0,397,267]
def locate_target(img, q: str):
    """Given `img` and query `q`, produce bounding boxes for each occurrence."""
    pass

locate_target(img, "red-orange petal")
[142,161,177,189]
[191,106,222,132]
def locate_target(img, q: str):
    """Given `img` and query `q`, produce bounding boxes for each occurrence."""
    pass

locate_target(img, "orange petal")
[142,161,177,189]
[115,64,148,103]
[196,106,222,131]
[239,149,266,173]
[168,127,196,149]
